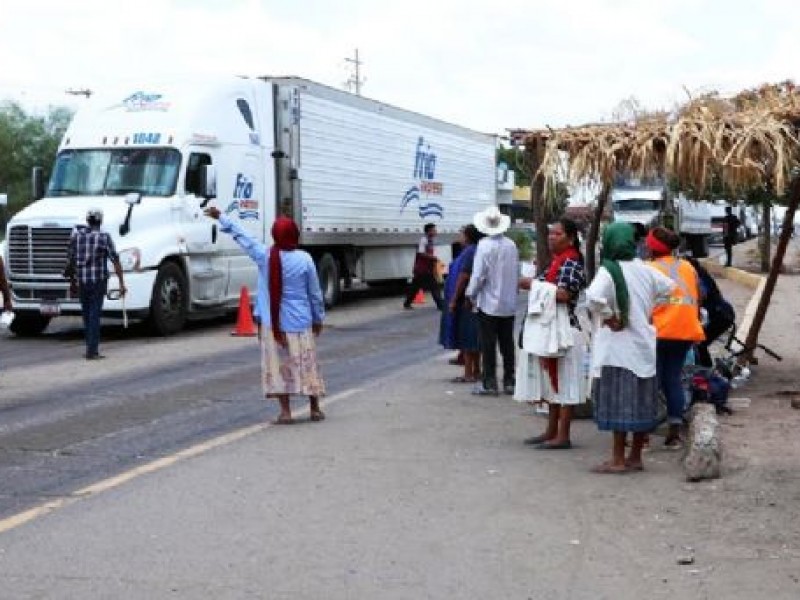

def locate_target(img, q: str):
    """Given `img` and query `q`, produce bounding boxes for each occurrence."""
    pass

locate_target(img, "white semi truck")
[3,77,497,335]
[611,183,713,257]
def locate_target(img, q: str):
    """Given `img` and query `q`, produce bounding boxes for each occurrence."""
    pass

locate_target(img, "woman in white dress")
[515,218,587,450]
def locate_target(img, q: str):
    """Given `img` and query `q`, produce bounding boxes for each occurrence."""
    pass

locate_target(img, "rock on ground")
[684,403,722,481]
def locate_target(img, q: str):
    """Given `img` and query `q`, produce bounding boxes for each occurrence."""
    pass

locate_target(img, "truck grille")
[7,225,73,276]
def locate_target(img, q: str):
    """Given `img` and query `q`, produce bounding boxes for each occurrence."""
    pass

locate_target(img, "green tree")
[0,102,73,216]
[497,145,531,187]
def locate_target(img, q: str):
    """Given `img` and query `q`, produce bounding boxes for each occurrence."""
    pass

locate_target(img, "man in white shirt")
[466,206,520,395]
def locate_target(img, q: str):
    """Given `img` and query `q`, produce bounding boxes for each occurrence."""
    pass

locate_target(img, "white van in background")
[610,183,713,257]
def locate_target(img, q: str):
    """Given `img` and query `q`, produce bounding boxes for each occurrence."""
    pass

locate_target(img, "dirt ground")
[691,242,800,594]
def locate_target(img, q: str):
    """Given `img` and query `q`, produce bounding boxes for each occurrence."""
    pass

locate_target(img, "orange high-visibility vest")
[650,257,705,342]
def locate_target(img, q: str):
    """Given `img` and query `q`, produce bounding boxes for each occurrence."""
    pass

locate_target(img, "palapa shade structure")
[517,81,800,362]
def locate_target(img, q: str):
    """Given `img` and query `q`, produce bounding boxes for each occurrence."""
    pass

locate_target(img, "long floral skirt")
[260,329,326,398]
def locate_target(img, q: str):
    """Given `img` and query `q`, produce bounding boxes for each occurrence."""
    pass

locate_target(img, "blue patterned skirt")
[592,366,662,433]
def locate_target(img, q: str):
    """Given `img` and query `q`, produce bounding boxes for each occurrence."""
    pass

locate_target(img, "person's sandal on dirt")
[591,462,630,474]
[535,440,572,450]
[524,434,552,445]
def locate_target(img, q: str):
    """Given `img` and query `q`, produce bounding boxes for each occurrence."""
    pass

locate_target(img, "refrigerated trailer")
[3,77,497,335]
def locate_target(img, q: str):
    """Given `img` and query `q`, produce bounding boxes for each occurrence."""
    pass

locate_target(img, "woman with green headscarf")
[585,222,675,474]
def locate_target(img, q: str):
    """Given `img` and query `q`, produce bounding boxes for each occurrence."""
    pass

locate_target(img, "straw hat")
[473,205,511,236]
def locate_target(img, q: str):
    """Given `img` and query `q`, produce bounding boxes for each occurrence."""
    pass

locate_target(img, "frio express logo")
[401,136,444,219]
[121,91,171,112]
[225,173,259,220]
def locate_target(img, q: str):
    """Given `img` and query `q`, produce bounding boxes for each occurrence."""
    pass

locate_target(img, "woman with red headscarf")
[205,207,326,424]
[646,226,705,448]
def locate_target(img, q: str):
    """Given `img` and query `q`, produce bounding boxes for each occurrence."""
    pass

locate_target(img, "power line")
[344,48,364,96]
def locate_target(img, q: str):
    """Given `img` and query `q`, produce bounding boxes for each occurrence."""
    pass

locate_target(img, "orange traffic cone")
[231,286,257,337]
[413,289,425,305]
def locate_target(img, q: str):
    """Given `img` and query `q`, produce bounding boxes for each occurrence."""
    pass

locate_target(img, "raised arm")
[204,207,267,264]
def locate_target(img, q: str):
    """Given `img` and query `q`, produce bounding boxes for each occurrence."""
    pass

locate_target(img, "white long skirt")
[513,329,587,405]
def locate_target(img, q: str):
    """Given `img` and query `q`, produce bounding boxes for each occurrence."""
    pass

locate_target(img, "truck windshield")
[613,199,660,212]
[48,148,181,197]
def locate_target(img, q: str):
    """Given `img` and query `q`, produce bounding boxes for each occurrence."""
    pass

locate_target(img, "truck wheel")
[317,253,340,308]
[148,262,188,335]
[9,312,51,337]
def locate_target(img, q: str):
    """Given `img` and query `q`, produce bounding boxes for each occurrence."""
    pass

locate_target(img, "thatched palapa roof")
[520,81,800,202]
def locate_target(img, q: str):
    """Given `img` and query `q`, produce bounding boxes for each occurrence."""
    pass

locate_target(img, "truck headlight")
[118,248,142,272]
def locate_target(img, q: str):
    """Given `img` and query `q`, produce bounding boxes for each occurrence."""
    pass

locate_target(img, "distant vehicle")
[3,77,497,335]
[610,183,713,257]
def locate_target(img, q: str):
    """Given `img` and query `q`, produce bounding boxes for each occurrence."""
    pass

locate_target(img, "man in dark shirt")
[722,206,741,267]
[66,209,127,359]
[403,222,444,310]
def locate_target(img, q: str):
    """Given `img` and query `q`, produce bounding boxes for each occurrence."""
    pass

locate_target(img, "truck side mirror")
[32,167,45,201]
[119,193,142,237]
[198,165,217,207]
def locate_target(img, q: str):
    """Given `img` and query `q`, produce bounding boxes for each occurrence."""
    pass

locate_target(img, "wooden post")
[761,201,771,273]
[585,183,611,280]
[741,178,800,363]
[527,137,551,269]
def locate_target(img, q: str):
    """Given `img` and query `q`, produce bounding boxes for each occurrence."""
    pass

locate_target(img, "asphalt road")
[0,288,439,520]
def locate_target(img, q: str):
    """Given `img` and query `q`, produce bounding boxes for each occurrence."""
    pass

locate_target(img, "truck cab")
[611,186,664,229]
[3,79,275,335]
[611,182,712,257]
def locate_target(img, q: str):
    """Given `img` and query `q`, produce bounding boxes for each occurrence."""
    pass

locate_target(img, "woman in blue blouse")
[205,207,326,424]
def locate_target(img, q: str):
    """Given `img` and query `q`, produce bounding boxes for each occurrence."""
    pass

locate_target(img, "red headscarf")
[645,230,672,256]
[269,217,300,338]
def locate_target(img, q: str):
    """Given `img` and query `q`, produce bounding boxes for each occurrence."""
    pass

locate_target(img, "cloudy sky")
[1,0,798,135]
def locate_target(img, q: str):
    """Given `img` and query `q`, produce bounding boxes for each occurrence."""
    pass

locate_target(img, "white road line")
[0,387,363,535]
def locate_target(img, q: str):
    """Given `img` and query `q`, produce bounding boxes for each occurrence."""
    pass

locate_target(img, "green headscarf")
[600,222,636,327]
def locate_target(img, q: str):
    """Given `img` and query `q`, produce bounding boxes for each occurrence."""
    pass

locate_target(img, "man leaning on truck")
[65,209,127,360]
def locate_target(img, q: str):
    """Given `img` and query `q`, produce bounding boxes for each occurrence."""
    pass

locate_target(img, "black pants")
[478,311,515,390]
[723,238,734,267]
[404,273,444,309]
[695,315,734,368]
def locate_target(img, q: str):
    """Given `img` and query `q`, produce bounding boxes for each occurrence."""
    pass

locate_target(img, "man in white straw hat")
[466,205,519,396]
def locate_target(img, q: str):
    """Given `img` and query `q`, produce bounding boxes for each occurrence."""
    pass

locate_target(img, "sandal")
[591,462,629,474]
[273,415,295,425]
[524,434,552,445]
[450,376,477,383]
[310,410,326,422]
[625,460,644,471]
[535,440,572,450]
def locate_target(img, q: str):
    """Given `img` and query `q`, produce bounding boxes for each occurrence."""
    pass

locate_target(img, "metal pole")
[345,49,364,95]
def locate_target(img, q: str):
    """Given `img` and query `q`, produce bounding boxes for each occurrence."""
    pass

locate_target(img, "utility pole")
[344,48,364,96]
[65,88,93,99]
